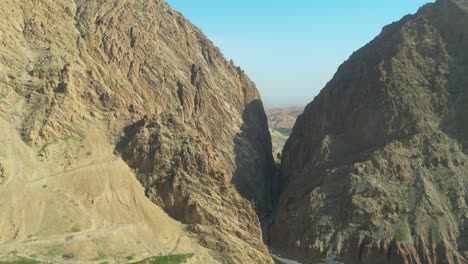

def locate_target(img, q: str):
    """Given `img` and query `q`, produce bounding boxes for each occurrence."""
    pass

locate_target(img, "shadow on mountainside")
[232,99,279,219]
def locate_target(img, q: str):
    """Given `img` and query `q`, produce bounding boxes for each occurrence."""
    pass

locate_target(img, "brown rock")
[271,0,468,263]
[0,0,275,263]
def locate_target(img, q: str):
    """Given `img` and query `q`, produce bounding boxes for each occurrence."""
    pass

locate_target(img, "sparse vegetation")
[275,127,293,136]
[70,225,81,233]
[394,218,412,242]
[37,136,82,157]
[61,253,75,260]
[131,254,194,264]
[92,251,107,261]
[0,258,44,264]
[46,245,63,256]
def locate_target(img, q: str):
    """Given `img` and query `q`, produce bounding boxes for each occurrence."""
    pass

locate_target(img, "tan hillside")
[0,118,214,263]
[271,0,468,263]
[266,107,303,161]
[266,106,303,130]
[0,0,275,263]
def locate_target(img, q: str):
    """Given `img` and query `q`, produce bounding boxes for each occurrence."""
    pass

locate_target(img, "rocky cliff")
[271,0,467,263]
[0,0,274,263]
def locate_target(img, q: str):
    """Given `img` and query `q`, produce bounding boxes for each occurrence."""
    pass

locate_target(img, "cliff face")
[271,0,468,263]
[0,0,274,263]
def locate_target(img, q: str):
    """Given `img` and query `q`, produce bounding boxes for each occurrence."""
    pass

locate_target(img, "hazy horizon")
[167,0,435,107]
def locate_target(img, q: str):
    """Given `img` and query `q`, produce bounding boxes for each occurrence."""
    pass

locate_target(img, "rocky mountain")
[271,0,468,263]
[0,0,275,263]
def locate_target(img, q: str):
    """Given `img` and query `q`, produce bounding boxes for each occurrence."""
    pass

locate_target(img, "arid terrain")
[0,0,274,263]
[0,0,467,264]
[266,107,303,161]
[271,0,468,263]
[266,107,304,132]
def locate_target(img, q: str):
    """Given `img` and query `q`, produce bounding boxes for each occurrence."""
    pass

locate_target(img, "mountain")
[266,106,304,132]
[271,0,468,263]
[0,0,275,263]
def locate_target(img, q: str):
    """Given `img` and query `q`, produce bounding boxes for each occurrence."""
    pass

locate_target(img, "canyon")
[0,0,467,264]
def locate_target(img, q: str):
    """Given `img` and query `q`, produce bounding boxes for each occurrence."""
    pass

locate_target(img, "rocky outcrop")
[0,0,274,263]
[271,0,468,263]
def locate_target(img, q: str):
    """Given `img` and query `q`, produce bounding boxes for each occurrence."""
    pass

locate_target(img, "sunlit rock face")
[0,0,275,263]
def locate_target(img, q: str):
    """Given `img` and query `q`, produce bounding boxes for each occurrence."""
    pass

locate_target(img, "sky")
[166,0,435,107]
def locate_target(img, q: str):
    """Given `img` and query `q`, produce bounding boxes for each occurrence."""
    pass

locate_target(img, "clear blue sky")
[166,0,434,107]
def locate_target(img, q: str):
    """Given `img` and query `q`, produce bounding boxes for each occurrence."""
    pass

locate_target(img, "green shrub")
[0,258,43,264]
[131,254,194,264]
[62,253,75,260]
[71,225,81,232]
[275,127,293,136]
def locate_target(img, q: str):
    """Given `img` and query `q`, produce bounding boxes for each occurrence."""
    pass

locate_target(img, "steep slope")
[0,0,275,263]
[271,0,467,263]
[0,117,214,263]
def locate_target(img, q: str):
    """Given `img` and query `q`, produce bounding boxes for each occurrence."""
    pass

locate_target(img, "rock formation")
[0,0,275,263]
[271,0,468,263]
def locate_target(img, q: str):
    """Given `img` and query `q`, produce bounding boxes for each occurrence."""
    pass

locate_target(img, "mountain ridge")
[271,0,468,263]
[0,0,275,263]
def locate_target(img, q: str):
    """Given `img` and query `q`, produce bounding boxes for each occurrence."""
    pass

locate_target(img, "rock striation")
[0,0,274,263]
[271,0,468,263]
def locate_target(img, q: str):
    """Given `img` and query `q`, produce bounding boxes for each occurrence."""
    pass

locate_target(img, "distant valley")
[266,107,303,159]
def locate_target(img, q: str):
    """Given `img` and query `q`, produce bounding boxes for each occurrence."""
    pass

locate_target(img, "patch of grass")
[0,258,44,264]
[171,134,188,153]
[275,127,293,136]
[394,218,412,242]
[37,136,82,158]
[70,225,81,233]
[61,253,75,260]
[131,254,194,264]
[92,251,106,261]
[46,245,63,256]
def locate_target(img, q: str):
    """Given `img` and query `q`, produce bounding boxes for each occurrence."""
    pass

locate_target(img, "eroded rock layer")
[271,0,468,263]
[0,0,274,263]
